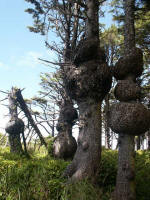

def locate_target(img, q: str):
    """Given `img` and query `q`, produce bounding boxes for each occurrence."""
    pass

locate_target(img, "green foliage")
[0,147,69,200]
[135,150,150,200]
[98,149,118,191]
[0,147,150,200]
[0,133,7,146]
[47,137,55,157]
[61,180,102,200]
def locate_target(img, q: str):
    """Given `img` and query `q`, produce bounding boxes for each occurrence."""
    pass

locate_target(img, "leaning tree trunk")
[14,89,47,148]
[63,0,112,182]
[109,0,150,199]
[5,87,24,154]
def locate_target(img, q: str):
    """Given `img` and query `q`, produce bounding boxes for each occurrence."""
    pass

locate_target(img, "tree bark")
[64,100,101,182]
[136,136,141,150]
[147,129,150,150]
[5,88,23,154]
[9,134,23,153]
[112,1,145,200]
[114,1,136,199]
[63,0,112,181]
[53,99,78,159]
[15,89,47,148]
[124,0,135,55]
[114,134,135,200]
[104,95,111,149]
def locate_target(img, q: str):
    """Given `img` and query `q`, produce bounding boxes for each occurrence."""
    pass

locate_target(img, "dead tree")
[14,88,47,148]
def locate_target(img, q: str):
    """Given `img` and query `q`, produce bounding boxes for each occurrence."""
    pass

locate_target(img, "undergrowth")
[0,146,150,200]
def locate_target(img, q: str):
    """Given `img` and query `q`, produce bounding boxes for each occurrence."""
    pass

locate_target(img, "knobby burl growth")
[53,99,78,160]
[109,48,150,200]
[5,88,24,154]
[109,0,150,199]
[63,0,112,182]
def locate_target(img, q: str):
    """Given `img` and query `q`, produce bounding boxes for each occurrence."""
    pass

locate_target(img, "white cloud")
[16,51,43,68]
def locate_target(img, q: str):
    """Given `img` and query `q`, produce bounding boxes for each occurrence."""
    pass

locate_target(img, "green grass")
[0,147,150,200]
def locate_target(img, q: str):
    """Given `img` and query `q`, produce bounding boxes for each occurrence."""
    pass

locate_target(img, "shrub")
[0,147,150,200]
[135,150,150,200]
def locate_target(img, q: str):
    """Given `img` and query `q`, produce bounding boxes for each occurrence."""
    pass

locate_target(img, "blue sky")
[0,0,113,132]
[0,0,113,99]
[0,0,56,99]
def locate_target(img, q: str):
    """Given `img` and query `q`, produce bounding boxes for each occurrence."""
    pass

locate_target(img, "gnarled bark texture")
[116,133,136,200]
[5,88,24,154]
[64,100,102,181]
[63,0,112,181]
[53,99,78,159]
[109,0,150,199]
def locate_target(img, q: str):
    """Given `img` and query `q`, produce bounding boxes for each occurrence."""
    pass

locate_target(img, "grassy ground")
[0,146,150,200]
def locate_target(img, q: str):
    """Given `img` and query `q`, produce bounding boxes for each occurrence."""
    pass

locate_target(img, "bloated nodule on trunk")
[114,80,141,101]
[73,38,106,66]
[63,59,112,180]
[53,134,77,160]
[5,118,24,154]
[63,0,112,182]
[53,101,78,160]
[63,101,102,182]
[109,1,150,199]
[65,61,112,102]
[5,118,24,135]
[113,48,143,80]
[109,102,150,135]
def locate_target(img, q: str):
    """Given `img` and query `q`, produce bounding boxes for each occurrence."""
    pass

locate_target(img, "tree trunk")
[64,0,112,181]
[147,129,150,150]
[108,1,149,199]
[124,0,135,55]
[64,100,101,182]
[114,134,135,200]
[9,134,23,153]
[5,87,23,154]
[114,1,136,199]
[104,95,111,149]
[136,136,141,150]
[53,99,78,159]
[15,89,47,148]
